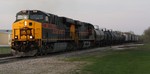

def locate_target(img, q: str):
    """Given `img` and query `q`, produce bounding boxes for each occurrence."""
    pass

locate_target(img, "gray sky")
[0,0,150,35]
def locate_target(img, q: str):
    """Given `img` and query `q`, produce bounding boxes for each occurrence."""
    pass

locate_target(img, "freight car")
[11,10,139,56]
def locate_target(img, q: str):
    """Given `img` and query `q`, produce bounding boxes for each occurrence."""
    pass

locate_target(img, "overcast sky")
[0,0,150,35]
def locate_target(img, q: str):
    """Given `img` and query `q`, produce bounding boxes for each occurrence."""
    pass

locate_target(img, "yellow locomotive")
[11,10,43,56]
[11,10,95,56]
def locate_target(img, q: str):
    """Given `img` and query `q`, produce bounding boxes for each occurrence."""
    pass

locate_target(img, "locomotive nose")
[13,20,35,41]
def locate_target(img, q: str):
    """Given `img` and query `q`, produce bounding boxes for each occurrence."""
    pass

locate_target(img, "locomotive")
[11,10,139,56]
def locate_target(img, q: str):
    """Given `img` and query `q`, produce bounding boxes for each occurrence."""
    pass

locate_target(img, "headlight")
[15,36,18,39]
[24,21,27,26]
[29,36,33,39]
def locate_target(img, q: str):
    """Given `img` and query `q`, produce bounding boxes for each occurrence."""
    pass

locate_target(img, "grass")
[68,43,150,74]
[0,47,11,54]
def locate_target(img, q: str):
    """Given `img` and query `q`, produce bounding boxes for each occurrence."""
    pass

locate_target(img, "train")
[11,10,139,56]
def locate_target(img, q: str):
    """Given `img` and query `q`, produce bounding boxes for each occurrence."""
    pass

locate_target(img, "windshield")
[17,15,29,20]
[16,10,46,22]
[30,14,44,20]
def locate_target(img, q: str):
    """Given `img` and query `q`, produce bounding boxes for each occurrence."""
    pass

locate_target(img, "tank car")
[94,25,105,46]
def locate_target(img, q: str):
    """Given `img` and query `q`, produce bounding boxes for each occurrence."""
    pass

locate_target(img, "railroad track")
[0,56,19,64]
[0,54,12,58]
[0,47,106,64]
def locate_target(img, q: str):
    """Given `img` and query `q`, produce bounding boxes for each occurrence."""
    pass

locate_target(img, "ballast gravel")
[0,56,84,74]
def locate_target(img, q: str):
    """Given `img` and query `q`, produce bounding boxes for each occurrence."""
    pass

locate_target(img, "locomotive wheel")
[38,44,54,55]
[42,46,49,55]
[78,42,83,50]
[72,43,77,50]
[38,46,45,56]
[66,43,73,51]
[25,49,38,56]
[66,42,77,51]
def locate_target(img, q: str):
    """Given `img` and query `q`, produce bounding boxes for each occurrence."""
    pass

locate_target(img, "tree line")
[143,27,150,43]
